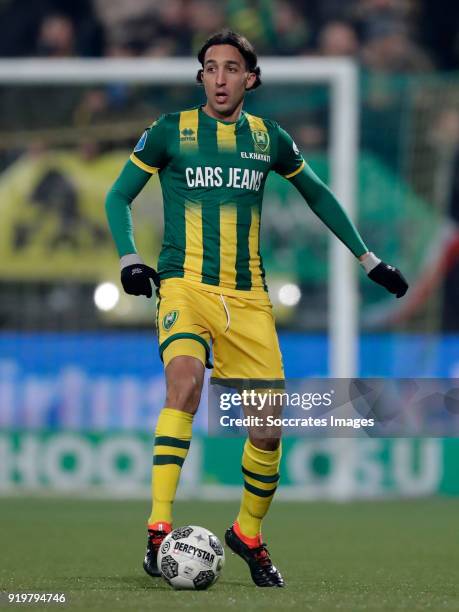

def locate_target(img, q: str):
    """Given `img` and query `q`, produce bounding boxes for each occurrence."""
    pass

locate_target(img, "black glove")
[121,264,160,298]
[368,261,408,298]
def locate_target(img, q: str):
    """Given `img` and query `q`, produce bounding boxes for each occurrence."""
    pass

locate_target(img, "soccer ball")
[158,525,225,590]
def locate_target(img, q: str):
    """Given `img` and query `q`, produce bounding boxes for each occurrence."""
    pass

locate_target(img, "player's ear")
[245,72,257,91]
[196,69,204,85]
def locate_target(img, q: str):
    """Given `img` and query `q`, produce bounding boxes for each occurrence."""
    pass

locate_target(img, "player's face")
[201,44,256,121]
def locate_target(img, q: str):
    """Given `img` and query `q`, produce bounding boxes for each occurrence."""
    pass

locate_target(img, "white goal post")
[0,57,359,377]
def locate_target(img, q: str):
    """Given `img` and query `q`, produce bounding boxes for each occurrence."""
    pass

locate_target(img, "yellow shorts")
[156,278,284,383]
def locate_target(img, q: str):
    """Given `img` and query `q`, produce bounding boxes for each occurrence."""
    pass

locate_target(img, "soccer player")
[105,30,408,587]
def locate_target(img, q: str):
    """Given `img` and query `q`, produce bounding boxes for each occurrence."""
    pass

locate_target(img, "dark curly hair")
[196,29,262,90]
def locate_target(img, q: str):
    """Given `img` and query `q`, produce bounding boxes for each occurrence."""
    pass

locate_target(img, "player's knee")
[165,357,204,414]
[166,375,202,413]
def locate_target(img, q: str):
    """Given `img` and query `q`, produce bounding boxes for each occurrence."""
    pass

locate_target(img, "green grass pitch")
[1,498,458,611]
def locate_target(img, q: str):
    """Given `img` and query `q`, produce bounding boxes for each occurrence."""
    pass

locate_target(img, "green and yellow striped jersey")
[130,105,304,298]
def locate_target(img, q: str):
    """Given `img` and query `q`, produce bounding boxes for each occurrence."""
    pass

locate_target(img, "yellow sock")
[148,407,193,526]
[236,439,282,540]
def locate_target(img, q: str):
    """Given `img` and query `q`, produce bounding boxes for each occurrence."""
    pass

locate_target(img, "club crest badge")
[163,310,179,331]
[251,130,270,153]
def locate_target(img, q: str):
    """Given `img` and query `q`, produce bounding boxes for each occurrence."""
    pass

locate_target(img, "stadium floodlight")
[94,282,120,312]
[0,57,359,376]
[278,283,302,307]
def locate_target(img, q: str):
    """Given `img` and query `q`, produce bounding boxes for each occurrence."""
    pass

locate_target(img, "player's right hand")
[121,264,160,298]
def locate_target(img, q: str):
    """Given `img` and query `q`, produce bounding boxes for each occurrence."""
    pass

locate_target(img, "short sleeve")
[129,115,168,174]
[273,126,305,178]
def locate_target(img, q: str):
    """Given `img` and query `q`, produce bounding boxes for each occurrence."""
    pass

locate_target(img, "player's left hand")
[360,252,408,298]
[121,264,160,298]
[368,262,408,298]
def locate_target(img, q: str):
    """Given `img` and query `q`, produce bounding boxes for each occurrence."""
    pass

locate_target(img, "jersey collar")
[198,105,247,130]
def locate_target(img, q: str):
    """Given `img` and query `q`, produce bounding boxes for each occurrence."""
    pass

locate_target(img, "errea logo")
[180,128,196,142]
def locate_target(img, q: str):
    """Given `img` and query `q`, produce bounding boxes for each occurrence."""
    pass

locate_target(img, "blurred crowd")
[1,0,459,332]
[0,0,458,72]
